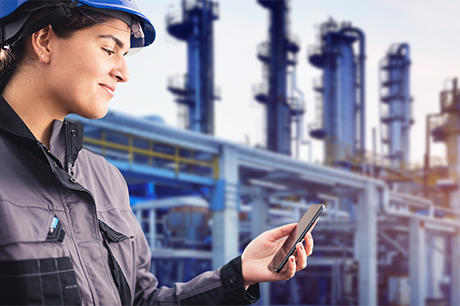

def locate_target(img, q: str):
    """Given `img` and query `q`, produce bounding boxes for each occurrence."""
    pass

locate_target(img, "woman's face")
[45,18,131,120]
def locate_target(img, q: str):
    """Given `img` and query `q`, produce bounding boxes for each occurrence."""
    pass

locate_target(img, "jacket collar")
[0,95,36,140]
[0,95,84,168]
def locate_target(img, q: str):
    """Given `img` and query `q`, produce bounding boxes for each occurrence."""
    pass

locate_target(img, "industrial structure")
[307,19,366,245]
[431,79,460,207]
[379,43,413,171]
[308,19,365,168]
[66,1,460,305]
[166,0,219,134]
[253,0,304,156]
[68,105,460,305]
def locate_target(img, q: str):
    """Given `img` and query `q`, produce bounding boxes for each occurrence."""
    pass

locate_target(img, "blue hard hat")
[0,0,155,50]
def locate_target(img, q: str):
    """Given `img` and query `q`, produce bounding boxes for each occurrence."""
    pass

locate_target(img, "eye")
[102,47,115,56]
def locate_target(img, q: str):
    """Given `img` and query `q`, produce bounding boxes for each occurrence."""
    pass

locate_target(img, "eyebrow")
[98,34,125,49]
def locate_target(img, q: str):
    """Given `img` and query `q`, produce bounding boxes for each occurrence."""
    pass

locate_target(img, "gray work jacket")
[0,96,259,305]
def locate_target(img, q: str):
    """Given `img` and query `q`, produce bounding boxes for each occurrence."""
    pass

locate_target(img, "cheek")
[65,64,101,97]
[62,47,99,81]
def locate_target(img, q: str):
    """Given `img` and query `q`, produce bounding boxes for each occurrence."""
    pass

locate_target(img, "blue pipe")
[397,43,411,128]
[340,27,366,156]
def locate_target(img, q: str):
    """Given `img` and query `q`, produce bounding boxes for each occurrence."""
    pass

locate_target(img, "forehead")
[81,18,131,45]
[99,18,131,33]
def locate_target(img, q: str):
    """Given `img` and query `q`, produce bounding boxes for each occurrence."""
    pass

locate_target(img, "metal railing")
[286,96,305,114]
[168,74,189,93]
[380,106,413,123]
[440,89,460,113]
[184,0,219,17]
[307,45,321,58]
[313,77,323,91]
[252,82,268,98]
[168,74,221,99]
[308,121,323,133]
[83,133,219,180]
[166,0,219,28]
[256,41,270,60]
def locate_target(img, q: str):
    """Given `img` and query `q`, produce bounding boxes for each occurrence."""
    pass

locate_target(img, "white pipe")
[378,185,460,230]
[290,65,306,160]
[318,193,340,221]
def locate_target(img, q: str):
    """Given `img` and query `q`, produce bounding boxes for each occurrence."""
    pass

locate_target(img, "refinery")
[66,0,460,305]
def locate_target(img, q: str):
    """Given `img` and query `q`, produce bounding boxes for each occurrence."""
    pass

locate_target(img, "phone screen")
[268,203,324,273]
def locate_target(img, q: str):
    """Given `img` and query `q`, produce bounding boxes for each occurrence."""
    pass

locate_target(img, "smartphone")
[268,203,324,273]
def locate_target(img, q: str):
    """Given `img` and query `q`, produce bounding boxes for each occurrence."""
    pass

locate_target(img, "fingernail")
[300,244,304,251]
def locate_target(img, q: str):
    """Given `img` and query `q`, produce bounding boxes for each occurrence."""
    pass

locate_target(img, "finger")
[264,223,297,242]
[284,256,296,279]
[295,243,307,271]
[302,219,319,240]
[304,233,314,256]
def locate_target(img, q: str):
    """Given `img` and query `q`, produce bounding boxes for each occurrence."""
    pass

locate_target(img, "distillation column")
[167,0,219,135]
[254,0,303,156]
[307,19,371,304]
[308,19,365,168]
[431,79,460,209]
[379,44,412,170]
[429,79,460,305]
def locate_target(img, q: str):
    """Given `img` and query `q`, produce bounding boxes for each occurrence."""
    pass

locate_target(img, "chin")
[77,108,109,120]
[91,110,109,119]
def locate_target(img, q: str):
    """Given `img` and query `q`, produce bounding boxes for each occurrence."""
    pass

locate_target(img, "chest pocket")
[0,202,81,305]
[99,219,133,306]
[0,203,53,249]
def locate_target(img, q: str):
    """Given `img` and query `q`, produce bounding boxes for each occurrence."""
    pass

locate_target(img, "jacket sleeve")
[131,213,260,305]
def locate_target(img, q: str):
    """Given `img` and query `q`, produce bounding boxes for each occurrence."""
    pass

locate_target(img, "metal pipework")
[339,27,366,157]
[396,43,411,129]
[424,113,441,198]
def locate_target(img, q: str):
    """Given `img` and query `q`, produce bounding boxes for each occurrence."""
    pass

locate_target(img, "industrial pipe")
[396,43,411,129]
[289,65,306,159]
[377,184,460,230]
[340,27,366,158]
[424,113,441,198]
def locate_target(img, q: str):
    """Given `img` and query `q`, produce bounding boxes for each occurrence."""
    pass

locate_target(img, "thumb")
[265,223,297,242]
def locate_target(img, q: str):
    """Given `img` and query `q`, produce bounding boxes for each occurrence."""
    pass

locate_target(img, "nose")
[111,56,130,83]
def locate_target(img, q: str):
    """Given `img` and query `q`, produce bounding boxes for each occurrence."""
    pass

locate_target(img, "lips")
[99,83,116,98]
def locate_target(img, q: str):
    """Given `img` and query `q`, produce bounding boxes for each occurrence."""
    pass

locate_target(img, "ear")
[30,25,54,64]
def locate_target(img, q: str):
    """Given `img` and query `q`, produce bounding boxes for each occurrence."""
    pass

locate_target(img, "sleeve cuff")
[220,256,260,305]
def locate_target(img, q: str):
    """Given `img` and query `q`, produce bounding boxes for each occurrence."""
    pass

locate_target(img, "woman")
[0,0,314,305]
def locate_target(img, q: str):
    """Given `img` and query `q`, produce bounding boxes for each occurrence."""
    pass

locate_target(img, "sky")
[109,0,460,166]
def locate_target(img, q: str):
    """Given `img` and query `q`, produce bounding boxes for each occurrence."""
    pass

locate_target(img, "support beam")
[451,229,460,305]
[409,218,426,306]
[250,187,270,305]
[251,188,269,238]
[212,146,240,269]
[356,182,377,305]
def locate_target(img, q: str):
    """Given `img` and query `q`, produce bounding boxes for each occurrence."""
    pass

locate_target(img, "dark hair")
[0,7,111,93]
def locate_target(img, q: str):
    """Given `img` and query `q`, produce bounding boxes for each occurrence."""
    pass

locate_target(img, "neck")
[2,70,66,149]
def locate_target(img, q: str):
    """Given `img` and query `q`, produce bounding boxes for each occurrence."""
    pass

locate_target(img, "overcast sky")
[109,0,460,166]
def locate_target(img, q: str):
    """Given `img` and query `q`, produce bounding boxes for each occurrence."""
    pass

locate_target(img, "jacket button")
[69,177,77,184]
[71,129,77,137]
[229,277,236,284]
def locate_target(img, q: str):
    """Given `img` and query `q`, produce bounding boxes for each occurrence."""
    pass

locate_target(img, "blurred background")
[67,0,460,304]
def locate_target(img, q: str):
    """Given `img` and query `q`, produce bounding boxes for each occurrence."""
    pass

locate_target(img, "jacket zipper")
[38,142,123,306]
